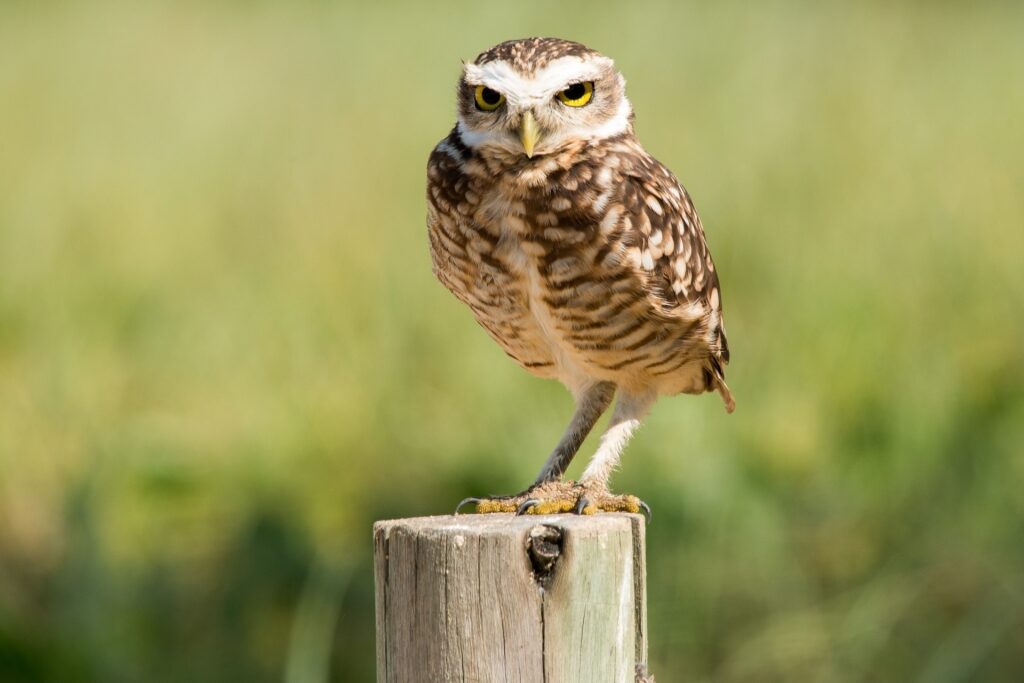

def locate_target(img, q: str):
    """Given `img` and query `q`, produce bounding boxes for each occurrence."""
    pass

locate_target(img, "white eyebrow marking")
[463,55,614,107]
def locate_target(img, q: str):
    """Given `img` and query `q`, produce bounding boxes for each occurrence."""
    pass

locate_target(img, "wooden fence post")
[373,513,650,683]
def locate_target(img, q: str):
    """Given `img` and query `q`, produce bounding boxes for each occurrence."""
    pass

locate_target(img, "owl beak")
[519,111,540,158]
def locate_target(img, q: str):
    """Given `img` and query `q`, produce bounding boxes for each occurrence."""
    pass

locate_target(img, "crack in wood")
[526,524,563,585]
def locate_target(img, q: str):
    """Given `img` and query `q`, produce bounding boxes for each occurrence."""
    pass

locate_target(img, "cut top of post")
[374,513,648,683]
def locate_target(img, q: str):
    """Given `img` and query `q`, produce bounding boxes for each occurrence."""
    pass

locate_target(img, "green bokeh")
[1,1,1022,681]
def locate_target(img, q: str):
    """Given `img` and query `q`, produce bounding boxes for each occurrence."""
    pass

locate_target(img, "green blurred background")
[1,0,1022,681]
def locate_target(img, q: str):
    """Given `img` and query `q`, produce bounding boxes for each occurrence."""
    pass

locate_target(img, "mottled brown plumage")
[429,38,733,519]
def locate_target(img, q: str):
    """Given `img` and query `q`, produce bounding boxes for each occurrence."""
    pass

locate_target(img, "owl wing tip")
[709,358,735,413]
[718,383,736,413]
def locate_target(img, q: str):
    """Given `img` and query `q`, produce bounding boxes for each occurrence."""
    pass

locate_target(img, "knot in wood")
[527,524,563,583]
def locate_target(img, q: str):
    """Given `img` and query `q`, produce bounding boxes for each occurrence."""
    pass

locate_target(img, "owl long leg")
[459,387,656,517]
[555,389,658,515]
[456,382,614,515]
[533,381,615,484]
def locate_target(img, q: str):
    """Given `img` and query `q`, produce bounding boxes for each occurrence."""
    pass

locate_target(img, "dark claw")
[638,500,652,523]
[574,497,591,515]
[454,497,482,515]
[516,498,540,516]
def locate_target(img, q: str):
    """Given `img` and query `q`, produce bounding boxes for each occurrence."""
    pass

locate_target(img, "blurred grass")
[1,0,1023,681]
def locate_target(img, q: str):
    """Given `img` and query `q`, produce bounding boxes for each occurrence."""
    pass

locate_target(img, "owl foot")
[455,481,650,521]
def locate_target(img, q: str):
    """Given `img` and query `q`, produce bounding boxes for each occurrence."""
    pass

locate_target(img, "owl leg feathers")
[579,389,656,489]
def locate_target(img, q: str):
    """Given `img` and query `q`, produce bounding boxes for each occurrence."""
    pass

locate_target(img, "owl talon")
[454,497,482,515]
[574,497,591,515]
[638,500,652,523]
[516,498,541,516]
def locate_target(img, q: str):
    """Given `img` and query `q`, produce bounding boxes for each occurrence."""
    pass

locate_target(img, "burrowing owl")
[428,38,733,516]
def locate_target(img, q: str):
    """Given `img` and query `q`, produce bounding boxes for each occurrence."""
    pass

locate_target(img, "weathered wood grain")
[373,513,648,683]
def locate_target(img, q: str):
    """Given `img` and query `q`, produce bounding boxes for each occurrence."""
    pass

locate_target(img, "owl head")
[456,38,632,159]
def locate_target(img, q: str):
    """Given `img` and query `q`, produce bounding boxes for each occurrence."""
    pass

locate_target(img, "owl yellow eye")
[474,85,505,111]
[557,81,594,107]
